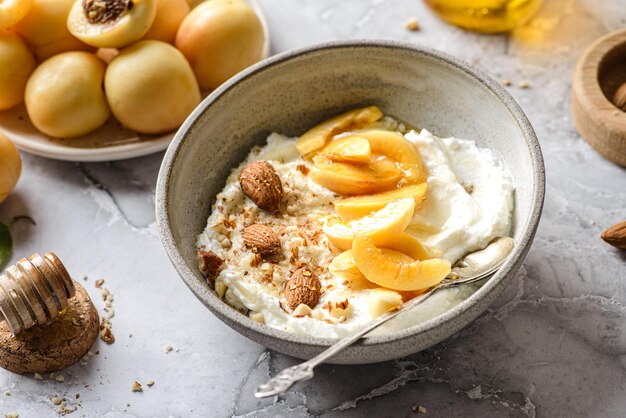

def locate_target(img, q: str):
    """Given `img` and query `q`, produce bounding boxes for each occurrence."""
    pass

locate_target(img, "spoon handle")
[254,287,440,398]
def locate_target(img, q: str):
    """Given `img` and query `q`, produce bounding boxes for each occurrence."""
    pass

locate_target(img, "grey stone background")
[1,0,625,416]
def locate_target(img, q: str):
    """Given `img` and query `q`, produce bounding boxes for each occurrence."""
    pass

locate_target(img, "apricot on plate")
[295,106,383,158]
[352,236,451,292]
[25,52,109,138]
[0,0,32,29]
[323,197,415,251]
[0,132,21,204]
[0,31,35,110]
[14,0,92,60]
[310,154,403,196]
[175,0,264,90]
[67,0,157,48]
[142,0,189,44]
[104,40,201,134]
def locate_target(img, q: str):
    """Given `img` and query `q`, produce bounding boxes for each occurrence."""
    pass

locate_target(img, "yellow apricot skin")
[357,130,427,183]
[322,135,371,163]
[334,183,428,221]
[295,106,383,158]
[0,0,32,29]
[310,154,403,196]
[67,0,157,48]
[105,40,201,134]
[352,236,451,292]
[142,0,189,43]
[25,51,109,138]
[15,0,93,61]
[368,288,403,318]
[175,0,264,90]
[0,132,21,203]
[323,197,415,251]
[0,31,35,110]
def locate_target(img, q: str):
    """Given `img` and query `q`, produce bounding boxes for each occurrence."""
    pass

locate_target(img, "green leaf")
[0,222,11,268]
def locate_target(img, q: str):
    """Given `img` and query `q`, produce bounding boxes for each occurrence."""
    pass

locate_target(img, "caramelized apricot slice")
[310,155,403,196]
[352,236,450,291]
[295,106,383,157]
[322,135,371,163]
[358,130,427,183]
[334,183,427,220]
[323,197,414,251]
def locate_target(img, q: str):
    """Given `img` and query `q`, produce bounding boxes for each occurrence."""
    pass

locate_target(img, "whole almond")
[197,250,223,285]
[285,267,321,309]
[601,221,626,249]
[243,224,281,257]
[239,161,283,213]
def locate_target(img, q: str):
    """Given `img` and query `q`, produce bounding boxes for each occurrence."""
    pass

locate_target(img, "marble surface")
[1,0,625,416]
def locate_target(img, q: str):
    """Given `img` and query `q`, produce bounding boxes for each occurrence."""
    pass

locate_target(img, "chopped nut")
[100,288,110,299]
[296,164,310,176]
[164,344,173,353]
[518,80,531,89]
[34,373,44,380]
[500,79,512,86]
[215,280,227,298]
[5,413,19,418]
[291,303,312,317]
[99,318,115,344]
[94,279,105,288]
[404,17,420,31]
[146,380,155,387]
[197,250,223,286]
[250,312,265,324]
[463,183,474,194]
[4,390,10,396]
[412,404,428,414]
[55,374,65,383]
[131,381,142,392]
[51,396,64,405]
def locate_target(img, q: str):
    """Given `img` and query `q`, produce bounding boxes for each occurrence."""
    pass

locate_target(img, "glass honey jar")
[424,0,543,33]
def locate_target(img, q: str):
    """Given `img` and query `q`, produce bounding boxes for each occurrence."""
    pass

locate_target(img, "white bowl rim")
[156,39,545,349]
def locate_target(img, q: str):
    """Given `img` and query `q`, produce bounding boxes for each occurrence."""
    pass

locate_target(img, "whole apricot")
[67,0,157,48]
[104,40,201,134]
[143,0,189,44]
[14,0,92,60]
[0,31,35,110]
[175,0,264,90]
[0,0,32,29]
[25,52,109,138]
[0,132,21,204]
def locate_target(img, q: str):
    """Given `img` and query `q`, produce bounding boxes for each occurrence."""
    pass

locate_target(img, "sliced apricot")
[358,130,427,183]
[295,106,383,158]
[310,154,403,196]
[323,197,414,251]
[334,183,427,220]
[352,236,450,291]
[322,135,371,163]
[368,288,403,318]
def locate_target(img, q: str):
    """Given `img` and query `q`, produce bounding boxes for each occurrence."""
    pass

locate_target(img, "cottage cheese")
[197,128,514,338]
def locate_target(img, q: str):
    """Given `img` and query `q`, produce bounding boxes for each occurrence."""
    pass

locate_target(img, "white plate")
[0,0,271,162]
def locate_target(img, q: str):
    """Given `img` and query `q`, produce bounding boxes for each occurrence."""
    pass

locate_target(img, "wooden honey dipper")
[0,253,99,374]
[0,253,75,335]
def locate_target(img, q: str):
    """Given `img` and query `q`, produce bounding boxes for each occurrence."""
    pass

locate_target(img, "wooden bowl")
[572,29,626,167]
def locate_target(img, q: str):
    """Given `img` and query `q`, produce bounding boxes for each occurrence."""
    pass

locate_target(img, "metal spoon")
[254,237,515,398]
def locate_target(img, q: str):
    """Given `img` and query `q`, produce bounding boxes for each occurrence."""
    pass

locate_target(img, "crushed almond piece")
[164,344,173,353]
[146,380,155,387]
[94,279,105,288]
[51,396,64,405]
[131,381,142,392]
[296,164,310,175]
[404,17,420,31]
[500,79,512,86]
[518,80,531,89]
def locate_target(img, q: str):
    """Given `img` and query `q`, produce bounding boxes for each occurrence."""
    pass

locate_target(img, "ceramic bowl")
[156,40,545,364]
